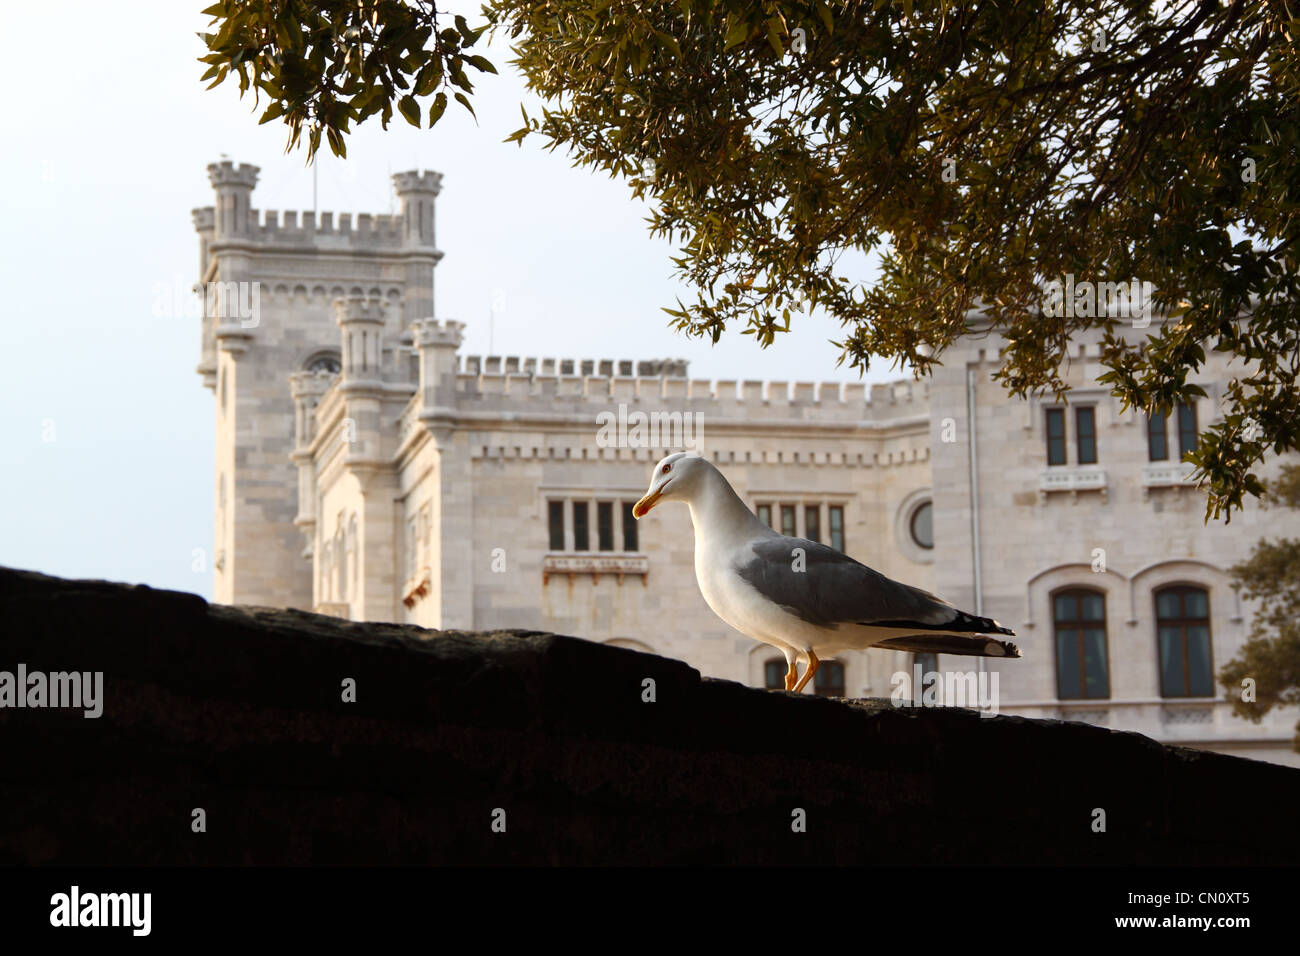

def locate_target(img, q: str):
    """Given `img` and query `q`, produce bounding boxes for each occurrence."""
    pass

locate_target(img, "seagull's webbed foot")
[792,650,820,694]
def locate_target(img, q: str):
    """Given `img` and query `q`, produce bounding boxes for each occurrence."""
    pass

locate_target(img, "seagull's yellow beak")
[632,488,663,519]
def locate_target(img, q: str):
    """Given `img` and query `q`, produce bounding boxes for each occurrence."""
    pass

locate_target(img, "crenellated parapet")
[194,162,442,253]
[411,317,466,349]
[393,170,444,195]
[439,352,930,426]
[462,356,688,378]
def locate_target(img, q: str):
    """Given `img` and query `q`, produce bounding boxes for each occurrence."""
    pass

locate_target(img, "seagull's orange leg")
[784,658,799,691]
[792,650,820,693]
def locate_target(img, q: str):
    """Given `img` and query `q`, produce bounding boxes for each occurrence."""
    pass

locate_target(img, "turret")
[393,170,442,248]
[335,295,387,391]
[207,161,260,239]
[412,317,466,413]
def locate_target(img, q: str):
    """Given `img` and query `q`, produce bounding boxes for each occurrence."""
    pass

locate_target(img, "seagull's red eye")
[661,464,672,474]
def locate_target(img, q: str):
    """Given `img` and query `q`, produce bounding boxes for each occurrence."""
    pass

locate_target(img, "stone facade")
[195,161,1300,768]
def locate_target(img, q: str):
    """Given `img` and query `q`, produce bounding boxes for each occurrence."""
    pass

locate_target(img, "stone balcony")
[1142,460,1198,498]
[1039,465,1108,502]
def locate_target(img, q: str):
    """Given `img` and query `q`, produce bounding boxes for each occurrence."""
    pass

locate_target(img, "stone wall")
[2,566,1296,865]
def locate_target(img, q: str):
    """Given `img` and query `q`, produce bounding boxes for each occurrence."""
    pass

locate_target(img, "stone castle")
[194,160,1300,767]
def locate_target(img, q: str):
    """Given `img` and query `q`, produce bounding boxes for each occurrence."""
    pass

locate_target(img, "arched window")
[1053,588,1110,699]
[305,351,341,374]
[763,658,786,690]
[1156,586,1213,697]
[813,660,846,697]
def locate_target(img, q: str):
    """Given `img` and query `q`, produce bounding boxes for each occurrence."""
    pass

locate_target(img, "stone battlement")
[194,160,440,251]
[450,355,923,409]
[200,208,411,246]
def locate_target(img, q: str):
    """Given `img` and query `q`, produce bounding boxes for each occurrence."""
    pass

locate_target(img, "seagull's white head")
[632,452,708,518]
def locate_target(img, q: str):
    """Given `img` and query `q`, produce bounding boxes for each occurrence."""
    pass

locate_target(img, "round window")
[909,501,933,549]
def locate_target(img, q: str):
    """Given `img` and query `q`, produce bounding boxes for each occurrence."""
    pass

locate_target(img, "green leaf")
[765,17,785,57]
[464,54,497,74]
[723,17,749,50]
[454,91,475,119]
[398,95,421,127]
[258,101,285,124]
[816,1,834,34]
[428,91,448,126]
[654,31,682,61]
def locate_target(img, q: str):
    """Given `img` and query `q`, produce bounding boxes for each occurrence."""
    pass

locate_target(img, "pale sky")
[0,1,892,599]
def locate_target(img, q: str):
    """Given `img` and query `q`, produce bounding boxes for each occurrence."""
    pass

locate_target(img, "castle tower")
[393,171,443,322]
[208,160,259,238]
[194,160,444,608]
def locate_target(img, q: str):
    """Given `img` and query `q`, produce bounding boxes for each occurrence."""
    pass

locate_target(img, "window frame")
[547,500,566,551]
[571,500,590,552]
[780,504,797,538]
[1147,411,1169,462]
[1045,407,1067,466]
[1177,401,1198,458]
[753,499,846,552]
[1155,585,1214,698]
[1051,587,1111,700]
[1075,405,1098,464]
[829,505,845,552]
[621,502,638,552]
[547,497,642,554]
[804,504,821,544]
[596,500,615,552]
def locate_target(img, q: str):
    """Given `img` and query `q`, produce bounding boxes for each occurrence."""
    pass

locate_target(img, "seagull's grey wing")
[735,537,957,630]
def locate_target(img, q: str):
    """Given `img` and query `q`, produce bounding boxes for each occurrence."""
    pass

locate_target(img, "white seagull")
[632,452,1019,693]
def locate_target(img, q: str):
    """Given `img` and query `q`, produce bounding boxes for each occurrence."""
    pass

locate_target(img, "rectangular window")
[597,501,614,551]
[804,505,821,543]
[548,501,565,551]
[1075,406,1097,464]
[622,502,638,552]
[1046,408,1066,465]
[1053,590,1110,700]
[572,501,589,551]
[1177,401,1198,457]
[757,504,772,528]
[829,506,845,552]
[780,504,797,538]
[1157,587,1214,697]
[1147,412,1168,461]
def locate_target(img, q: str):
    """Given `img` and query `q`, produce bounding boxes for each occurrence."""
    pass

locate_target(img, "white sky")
[0,2,892,599]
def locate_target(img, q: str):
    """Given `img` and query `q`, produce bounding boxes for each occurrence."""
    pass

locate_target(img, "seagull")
[632,452,1019,694]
